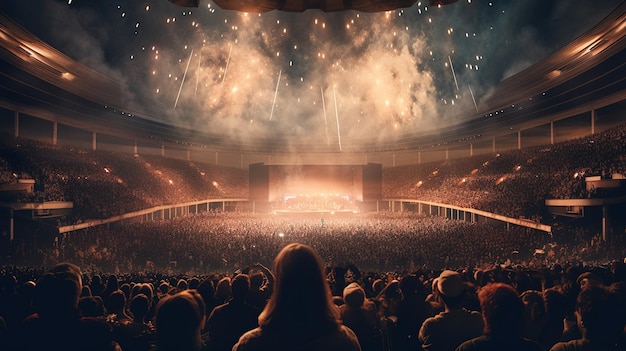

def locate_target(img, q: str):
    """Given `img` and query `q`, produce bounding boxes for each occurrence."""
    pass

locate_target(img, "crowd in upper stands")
[0,134,248,221]
[1,123,626,223]
[384,123,626,219]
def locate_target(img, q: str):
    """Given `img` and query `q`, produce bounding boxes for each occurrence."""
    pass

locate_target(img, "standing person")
[394,274,431,351]
[242,263,275,311]
[153,290,206,351]
[233,243,361,351]
[206,274,259,351]
[339,282,381,351]
[550,285,625,351]
[13,262,120,351]
[455,283,543,351]
[419,270,483,351]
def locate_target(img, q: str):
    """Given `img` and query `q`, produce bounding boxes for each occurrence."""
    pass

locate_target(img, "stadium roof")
[0,1,625,153]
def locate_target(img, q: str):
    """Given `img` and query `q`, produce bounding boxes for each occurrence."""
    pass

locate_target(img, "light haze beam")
[269,69,282,121]
[321,86,330,146]
[468,84,478,112]
[448,55,459,91]
[333,84,342,152]
[195,53,201,96]
[174,49,193,109]
[220,45,233,89]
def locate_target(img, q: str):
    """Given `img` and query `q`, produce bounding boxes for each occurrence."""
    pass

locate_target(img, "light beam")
[174,49,193,109]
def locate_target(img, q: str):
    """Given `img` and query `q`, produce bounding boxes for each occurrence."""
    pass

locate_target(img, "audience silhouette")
[419,270,483,351]
[232,243,361,351]
[13,262,120,351]
[550,284,625,351]
[455,282,543,351]
[153,290,206,351]
[206,273,259,351]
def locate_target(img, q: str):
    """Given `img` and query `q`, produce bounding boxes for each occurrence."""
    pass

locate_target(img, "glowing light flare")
[61,72,75,81]
[547,70,561,79]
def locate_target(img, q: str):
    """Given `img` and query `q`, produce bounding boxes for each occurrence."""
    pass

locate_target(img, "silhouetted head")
[130,293,150,323]
[231,274,251,301]
[259,243,339,337]
[576,285,623,344]
[155,290,206,351]
[108,290,126,312]
[479,283,524,337]
[78,295,106,318]
[36,262,83,319]
[215,277,232,302]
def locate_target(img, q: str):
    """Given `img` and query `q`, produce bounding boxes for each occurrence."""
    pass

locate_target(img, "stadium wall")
[3,101,626,169]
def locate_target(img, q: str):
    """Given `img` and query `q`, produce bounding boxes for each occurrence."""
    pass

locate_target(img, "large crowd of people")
[1,123,626,223]
[384,123,626,219]
[1,121,626,350]
[0,133,249,221]
[0,244,624,351]
[5,211,625,275]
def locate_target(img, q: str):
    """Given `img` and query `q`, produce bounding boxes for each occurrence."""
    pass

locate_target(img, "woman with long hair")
[233,243,361,351]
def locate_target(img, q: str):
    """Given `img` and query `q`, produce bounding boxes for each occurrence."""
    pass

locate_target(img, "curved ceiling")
[0,1,624,152]
[170,0,458,12]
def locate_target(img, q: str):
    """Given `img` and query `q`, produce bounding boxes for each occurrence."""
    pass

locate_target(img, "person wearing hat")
[418,270,483,351]
[576,272,601,289]
[340,282,380,351]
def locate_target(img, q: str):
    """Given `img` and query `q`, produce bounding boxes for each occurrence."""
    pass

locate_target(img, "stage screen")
[249,163,381,212]
[268,165,356,201]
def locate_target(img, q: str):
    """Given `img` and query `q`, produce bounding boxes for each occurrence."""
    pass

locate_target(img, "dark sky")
[0,0,620,149]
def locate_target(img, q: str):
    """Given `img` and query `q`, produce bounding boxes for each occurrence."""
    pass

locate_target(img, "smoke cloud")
[0,0,618,150]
